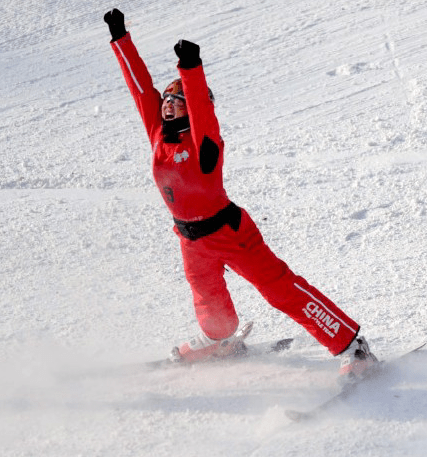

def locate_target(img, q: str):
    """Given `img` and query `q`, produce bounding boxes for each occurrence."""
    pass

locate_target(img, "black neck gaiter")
[162,116,190,143]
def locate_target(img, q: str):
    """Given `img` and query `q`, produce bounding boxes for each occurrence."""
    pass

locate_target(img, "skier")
[104,9,378,378]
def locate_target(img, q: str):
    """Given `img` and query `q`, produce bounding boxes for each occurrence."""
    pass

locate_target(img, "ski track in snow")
[1,0,427,456]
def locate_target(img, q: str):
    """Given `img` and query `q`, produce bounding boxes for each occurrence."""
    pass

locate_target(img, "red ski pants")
[177,208,359,356]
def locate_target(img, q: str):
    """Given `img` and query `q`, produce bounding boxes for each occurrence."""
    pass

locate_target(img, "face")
[161,94,188,121]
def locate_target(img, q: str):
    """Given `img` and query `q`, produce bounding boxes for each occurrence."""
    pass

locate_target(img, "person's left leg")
[220,209,359,355]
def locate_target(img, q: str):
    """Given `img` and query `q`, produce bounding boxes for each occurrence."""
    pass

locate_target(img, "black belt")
[174,202,242,241]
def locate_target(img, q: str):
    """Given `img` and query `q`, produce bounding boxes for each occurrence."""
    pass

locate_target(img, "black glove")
[104,9,126,42]
[174,40,202,69]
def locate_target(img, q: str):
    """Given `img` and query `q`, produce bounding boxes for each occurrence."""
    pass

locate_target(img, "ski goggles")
[162,92,186,103]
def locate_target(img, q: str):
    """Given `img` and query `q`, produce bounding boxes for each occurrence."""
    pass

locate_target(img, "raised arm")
[175,40,223,174]
[104,9,162,143]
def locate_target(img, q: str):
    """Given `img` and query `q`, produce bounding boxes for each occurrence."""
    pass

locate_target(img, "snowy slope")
[1,0,427,455]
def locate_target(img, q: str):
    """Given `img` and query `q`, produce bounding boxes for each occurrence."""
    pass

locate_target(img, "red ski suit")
[111,33,359,355]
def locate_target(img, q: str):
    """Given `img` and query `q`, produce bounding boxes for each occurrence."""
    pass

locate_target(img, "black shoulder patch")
[199,136,220,174]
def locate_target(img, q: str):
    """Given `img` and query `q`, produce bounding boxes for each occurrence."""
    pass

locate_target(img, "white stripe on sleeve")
[114,41,144,94]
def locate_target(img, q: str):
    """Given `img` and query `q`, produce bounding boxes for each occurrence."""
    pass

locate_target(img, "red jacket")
[111,33,231,222]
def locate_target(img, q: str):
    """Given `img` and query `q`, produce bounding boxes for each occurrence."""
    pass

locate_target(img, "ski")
[144,321,293,370]
[144,337,294,370]
[285,340,426,422]
[63,322,294,381]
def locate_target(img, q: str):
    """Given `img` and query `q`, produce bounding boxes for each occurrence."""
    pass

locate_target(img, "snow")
[1,0,427,455]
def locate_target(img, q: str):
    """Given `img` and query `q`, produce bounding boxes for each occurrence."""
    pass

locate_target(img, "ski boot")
[339,336,379,382]
[170,321,253,363]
